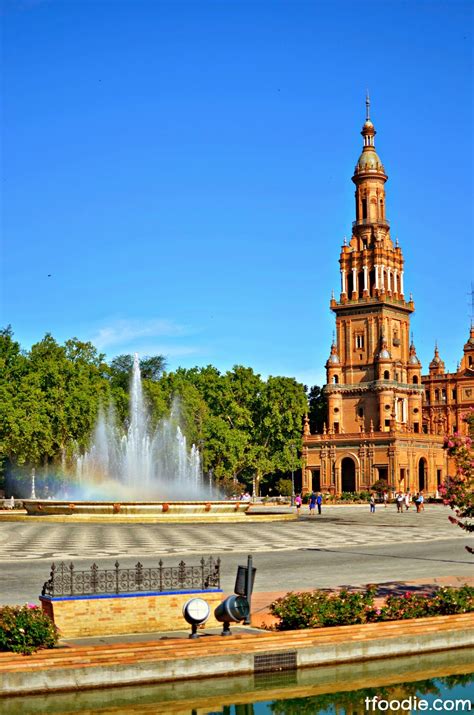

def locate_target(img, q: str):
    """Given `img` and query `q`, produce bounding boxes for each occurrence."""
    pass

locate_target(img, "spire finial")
[366,90,370,121]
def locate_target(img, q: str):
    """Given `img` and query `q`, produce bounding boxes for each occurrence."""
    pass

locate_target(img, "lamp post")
[290,442,295,506]
[31,468,36,499]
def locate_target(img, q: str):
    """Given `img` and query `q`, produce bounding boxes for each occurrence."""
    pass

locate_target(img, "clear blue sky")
[2,0,472,387]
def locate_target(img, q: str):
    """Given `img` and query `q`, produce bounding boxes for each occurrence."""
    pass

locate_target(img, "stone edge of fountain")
[22,500,251,516]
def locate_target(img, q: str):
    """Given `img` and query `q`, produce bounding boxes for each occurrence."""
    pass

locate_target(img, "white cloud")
[120,343,202,359]
[90,318,188,350]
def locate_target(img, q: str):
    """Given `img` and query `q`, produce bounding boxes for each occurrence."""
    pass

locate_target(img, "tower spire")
[366,90,370,121]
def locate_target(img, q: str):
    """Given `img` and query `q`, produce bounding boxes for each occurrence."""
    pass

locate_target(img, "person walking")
[370,493,376,513]
[404,492,411,511]
[396,492,404,513]
[383,491,388,508]
[294,493,302,517]
[316,492,323,515]
[309,491,317,516]
[414,492,422,512]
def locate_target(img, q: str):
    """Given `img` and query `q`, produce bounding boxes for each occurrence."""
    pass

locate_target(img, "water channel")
[0,647,472,715]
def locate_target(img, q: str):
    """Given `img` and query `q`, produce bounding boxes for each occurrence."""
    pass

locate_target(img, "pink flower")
[27,603,38,609]
[447,441,455,448]
[376,609,382,615]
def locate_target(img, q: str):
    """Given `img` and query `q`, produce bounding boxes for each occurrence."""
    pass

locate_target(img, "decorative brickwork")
[40,590,223,637]
[303,100,448,496]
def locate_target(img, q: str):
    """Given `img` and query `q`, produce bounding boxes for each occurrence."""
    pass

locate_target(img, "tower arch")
[337,453,359,493]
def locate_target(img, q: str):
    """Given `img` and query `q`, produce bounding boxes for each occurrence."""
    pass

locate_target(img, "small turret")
[407,337,422,385]
[326,339,341,385]
[429,343,445,375]
[459,325,474,372]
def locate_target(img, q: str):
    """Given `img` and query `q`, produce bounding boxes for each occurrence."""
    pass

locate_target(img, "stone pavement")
[0,504,466,562]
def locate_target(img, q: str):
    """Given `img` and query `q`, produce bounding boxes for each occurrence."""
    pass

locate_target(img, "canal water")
[0,648,472,714]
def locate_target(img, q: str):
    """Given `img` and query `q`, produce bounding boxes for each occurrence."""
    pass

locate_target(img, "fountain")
[75,355,204,500]
[23,355,250,520]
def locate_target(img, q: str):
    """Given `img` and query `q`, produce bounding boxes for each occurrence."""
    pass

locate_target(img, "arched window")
[383,370,390,380]
[333,375,339,384]
[413,375,419,384]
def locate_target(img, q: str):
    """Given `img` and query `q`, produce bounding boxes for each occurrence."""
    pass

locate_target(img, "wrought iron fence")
[41,557,221,597]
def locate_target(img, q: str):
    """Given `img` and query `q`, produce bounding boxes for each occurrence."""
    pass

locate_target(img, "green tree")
[307,384,326,434]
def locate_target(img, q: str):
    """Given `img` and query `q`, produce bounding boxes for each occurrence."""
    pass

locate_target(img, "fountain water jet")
[75,354,208,500]
[23,355,253,519]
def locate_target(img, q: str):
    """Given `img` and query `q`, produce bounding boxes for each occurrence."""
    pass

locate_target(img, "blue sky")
[1,0,472,387]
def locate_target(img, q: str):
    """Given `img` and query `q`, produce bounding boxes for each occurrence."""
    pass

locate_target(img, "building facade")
[422,332,474,437]
[302,99,453,496]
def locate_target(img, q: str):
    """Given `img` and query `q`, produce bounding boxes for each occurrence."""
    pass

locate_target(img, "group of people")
[369,490,426,513]
[294,492,323,516]
[371,490,425,513]
[394,490,425,513]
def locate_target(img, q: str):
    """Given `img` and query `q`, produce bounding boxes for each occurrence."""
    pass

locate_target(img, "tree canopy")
[0,327,319,496]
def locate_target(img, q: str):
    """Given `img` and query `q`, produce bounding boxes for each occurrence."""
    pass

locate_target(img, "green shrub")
[377,586,474,621]
[270,586,377,630]
[276,479,293,497]
[336,491,371,503]
[269,585,474,631]
[0,605,59,655]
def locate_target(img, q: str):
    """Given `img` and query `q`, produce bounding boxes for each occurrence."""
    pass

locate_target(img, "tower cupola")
[407,337,422,385]
[353,93,387,179]
[326,339,341,386]
[429,344,445,375]
[459,325,474,372]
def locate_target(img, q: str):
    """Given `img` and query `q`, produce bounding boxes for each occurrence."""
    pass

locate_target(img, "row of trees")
[0,327,326,495]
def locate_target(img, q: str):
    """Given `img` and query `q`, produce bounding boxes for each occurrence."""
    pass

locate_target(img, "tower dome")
[408,339,421,365]
[328,341,340,363]
[353,93,386,177]
[429,344,445,374]
[377,336,391,359]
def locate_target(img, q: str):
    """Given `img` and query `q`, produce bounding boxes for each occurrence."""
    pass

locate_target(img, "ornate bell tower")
[302,97,446,497]
[326,94,422,435]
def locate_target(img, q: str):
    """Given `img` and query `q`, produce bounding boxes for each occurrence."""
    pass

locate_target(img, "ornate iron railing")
[41,557,221,597]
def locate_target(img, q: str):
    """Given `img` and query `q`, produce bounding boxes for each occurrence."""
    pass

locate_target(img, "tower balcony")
[352,218,390,229]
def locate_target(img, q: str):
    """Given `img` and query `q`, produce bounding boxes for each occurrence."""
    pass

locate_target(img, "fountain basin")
[23,500,251,519]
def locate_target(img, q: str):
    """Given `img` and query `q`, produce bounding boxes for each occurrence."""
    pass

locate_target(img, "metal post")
[244,554,252,625]
[290,442,295,506]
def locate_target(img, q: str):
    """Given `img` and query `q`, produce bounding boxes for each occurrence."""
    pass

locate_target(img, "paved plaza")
[0,505,472,606]
[0,505,467,562]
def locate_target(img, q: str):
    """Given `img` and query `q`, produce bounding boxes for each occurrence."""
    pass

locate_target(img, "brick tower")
[302,98,446,496]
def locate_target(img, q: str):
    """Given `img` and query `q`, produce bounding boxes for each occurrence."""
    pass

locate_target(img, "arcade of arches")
[302,100,474,496]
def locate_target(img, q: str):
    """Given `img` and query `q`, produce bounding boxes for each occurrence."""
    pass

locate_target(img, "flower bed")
[270,585,474,630]
[0,604,59,655]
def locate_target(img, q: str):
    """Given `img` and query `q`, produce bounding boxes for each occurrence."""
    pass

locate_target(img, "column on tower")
[352,266,358,299]
[341,268,347,295]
